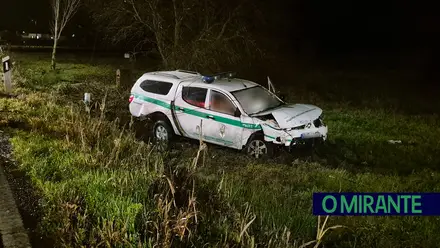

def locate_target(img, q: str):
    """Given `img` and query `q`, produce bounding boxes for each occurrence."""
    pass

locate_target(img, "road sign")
[2,56,12,93]
[2,56,11,73]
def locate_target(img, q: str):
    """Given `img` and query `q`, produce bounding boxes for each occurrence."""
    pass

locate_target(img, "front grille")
[290,137,324,148]
[313,118,322,128]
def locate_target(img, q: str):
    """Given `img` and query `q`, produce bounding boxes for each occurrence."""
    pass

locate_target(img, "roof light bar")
[202,76,215,84]
[202,71,236,83]
[214,71,236,79]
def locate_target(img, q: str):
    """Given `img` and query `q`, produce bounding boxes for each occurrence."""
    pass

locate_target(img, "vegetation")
[50,0,82,70]
[86,0,263,71]
[1,52,440,247]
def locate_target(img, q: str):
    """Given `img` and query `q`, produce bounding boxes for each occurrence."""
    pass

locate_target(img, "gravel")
[0,130,53,248]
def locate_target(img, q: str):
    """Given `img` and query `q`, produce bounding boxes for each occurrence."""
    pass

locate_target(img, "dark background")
[1,0,439,98]
[2,1,437,54]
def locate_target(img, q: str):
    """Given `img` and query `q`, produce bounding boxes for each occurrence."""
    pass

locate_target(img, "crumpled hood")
[255,104,322,129]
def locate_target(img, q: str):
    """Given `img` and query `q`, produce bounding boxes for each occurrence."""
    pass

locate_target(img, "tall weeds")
[5,62,345,248]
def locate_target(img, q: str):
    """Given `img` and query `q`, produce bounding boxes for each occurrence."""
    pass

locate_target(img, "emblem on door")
[219,124,226,138]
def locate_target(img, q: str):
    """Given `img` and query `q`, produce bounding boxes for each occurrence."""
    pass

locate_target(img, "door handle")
[206,115,215,120]
[176,107,184,111]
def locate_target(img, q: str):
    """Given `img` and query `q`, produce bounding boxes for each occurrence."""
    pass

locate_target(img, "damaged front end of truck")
[251,103,328,150]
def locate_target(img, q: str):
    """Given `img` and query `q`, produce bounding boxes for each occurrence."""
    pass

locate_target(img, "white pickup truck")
[129,69,328,158]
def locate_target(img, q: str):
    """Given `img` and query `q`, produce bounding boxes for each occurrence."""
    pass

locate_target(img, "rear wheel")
[245,133,274,159]
[152,119,174,151]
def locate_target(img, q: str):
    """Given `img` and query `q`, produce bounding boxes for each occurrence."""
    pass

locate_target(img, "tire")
[152,119,174,151]
[245,133,274,159]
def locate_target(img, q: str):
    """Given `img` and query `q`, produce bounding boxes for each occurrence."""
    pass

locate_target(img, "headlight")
[313,116,324,128]
[267,119,279,128]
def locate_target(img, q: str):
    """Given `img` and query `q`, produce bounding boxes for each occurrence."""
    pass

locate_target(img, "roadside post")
[116,69,121,87]
[2,55,12,94]
[84,92,91,114]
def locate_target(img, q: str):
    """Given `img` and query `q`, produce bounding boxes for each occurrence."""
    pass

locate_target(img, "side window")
[182,86,207,108]
[140,80,173,95]
[209,90,236,116]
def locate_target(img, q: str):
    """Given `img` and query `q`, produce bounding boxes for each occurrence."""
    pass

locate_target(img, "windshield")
[231,86,284,115]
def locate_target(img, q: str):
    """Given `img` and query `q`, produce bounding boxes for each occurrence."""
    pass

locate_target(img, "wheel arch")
[145,111,177,134]
[242,130,265,149]
[148,111,171,122]
[242,130,275,158]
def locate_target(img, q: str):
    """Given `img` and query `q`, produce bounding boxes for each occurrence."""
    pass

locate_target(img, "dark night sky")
[298,1,439,54]
[0,0,51,31]
[1,0,439,60]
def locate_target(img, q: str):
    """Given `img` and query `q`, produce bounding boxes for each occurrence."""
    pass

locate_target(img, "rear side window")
[182,87,207,108]
[140,80,173,95]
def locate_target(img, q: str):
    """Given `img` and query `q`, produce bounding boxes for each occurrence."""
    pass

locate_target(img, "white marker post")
[2,56,12,94]
[84,92,91,103]
[84,92,91,114]
[116,69,121,87]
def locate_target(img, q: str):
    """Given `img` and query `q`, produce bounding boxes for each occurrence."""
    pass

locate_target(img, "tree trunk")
[172,0,180,48]
[51,0,60,71]
[155,35,168,68]
[51,37,58,70]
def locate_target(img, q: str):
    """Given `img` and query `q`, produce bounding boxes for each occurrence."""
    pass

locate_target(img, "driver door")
[201,89,243,149]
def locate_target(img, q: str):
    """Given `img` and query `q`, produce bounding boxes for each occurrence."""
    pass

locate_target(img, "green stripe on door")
[132,93,262,130]
[176,107,207,119]
[192,133,234,145]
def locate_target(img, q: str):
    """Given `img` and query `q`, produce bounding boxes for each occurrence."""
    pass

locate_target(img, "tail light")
[129,95,134,103]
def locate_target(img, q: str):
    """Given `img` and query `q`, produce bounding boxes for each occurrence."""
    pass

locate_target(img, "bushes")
[15,54,440,247]
[5,83,262,247]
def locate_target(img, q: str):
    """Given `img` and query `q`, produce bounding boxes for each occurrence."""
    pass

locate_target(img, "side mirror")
[234,107,241,117]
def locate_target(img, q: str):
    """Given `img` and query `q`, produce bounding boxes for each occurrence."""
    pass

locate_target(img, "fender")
[242,130,264,149]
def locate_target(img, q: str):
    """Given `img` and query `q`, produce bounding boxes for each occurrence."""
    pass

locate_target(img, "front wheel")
[245,133,274,159]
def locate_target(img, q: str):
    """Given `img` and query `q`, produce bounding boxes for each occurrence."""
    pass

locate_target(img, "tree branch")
[172,0,182,48]
[128,0,154,31]
[217,3,244,40]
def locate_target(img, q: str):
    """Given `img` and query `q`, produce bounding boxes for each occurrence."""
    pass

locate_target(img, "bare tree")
[50,0,81,70]
[87,0,263,72]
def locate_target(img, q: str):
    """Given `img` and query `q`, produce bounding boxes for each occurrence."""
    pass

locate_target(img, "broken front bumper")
[264,125,328,147]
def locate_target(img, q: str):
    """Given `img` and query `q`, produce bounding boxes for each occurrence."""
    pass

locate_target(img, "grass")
[1,52,440,247]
